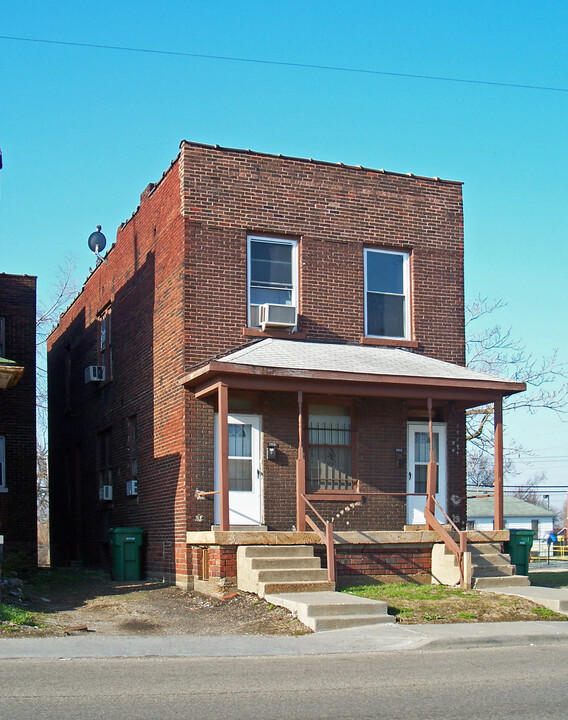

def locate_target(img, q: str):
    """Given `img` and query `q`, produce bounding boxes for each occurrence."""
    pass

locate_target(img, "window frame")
[364,247,410,340]
[0,317,5,358]
[97,429,112,498]
[247,235,298,328]
[127,416,138,495]
[97,307,113,382]
[0,435,6,491]
[306,400,357,493]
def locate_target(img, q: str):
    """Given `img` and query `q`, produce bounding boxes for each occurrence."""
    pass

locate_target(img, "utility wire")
[2,34,568,94]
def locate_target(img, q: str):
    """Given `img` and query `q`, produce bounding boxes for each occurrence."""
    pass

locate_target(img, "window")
[98,308,113,380]
[307,404,355,492]
[127,417,138,495]
[0,436,6,490]
[364,248,409,338]
[413,431,439,493]
[97,430,112,498]
[248,236,298,327]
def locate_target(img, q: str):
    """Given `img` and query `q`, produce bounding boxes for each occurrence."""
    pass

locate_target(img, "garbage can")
[109,527,144,581]
[504,529,534,576]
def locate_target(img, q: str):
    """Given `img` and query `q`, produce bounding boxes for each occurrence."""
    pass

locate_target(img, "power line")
[2,34,568,94]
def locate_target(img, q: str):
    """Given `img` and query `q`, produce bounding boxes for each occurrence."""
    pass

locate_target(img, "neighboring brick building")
[48,142,522,588]
[0,273,37,568]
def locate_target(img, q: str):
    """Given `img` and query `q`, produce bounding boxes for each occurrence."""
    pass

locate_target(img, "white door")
[406,422,447,525]
[214,414,262,526]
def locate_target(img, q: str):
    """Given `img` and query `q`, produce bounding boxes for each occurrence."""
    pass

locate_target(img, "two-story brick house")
[48,142,522,589]
[0,273,37,568]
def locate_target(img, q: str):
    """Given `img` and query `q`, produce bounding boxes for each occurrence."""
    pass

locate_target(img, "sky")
[1,1,567,512]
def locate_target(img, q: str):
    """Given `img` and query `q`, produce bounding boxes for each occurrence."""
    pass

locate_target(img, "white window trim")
[247,235,298,328]
[0,435,6,491]
[364,248,410,339]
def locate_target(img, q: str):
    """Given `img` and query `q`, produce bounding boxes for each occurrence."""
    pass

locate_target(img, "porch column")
[494,397,504,531]
[296,390,306,532]
[425,397,436,529]
[217,383,230,531]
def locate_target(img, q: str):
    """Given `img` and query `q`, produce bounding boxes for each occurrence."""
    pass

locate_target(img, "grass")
[0,602,44,629]
[529,571,568,589]
[340,582,568,624]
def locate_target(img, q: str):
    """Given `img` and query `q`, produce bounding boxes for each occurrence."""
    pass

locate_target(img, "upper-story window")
[247,236,298,327]
[0,317,5,357]
[98,308,113,381]
[0,436,6,490]
[364,248,410,339]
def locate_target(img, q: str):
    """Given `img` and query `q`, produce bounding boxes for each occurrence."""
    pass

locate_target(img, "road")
[1,643,566,719]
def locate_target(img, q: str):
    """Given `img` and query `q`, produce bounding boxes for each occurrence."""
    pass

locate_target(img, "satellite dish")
[88,226,107,253]
[88,225,108,266]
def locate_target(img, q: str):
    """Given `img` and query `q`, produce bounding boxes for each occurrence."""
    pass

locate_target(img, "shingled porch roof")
[181,338,525,407]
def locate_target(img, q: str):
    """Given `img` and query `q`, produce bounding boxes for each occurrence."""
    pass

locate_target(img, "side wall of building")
[48,163,188,580]
[0,273,37,568]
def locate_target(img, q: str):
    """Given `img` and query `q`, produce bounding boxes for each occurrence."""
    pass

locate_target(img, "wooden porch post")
[494,397,504,531]
[296,390,306,532]
[217,383,230,531]
[425,397,436,530]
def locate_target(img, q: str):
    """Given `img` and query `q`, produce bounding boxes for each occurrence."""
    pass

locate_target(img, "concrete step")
[470,554,513,568]
[474,575,530,589]
[256,568,329,584]
[240,545,315,559]
[250,556,321,571]
[260,581,336,595]
[264,591,394,632]
[311,614,394,632]
[470,543,503,555]
[472,564,516,577]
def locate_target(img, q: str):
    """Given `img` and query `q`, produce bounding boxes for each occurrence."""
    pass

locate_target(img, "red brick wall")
[0,274,37,568]
[48,162,187,574]
[179,142,465,367]
[334,545,432,581]
[48,142,467,581]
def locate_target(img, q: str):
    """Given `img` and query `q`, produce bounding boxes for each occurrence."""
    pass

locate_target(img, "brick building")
[0,273,37,568]
[48,142,522,589]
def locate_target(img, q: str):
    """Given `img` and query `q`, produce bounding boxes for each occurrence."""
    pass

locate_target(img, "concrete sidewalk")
[480,569,568,616]
[1,620,568,659]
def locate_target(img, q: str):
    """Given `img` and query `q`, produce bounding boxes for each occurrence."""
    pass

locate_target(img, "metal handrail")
[301,494,336,584]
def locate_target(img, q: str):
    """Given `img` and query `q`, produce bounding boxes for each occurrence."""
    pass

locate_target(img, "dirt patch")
[0,569,308,637]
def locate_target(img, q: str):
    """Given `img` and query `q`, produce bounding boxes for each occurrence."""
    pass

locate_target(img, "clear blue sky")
[1,2,567,508]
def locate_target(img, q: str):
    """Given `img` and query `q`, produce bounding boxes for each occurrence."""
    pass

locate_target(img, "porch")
[181,339,524,592]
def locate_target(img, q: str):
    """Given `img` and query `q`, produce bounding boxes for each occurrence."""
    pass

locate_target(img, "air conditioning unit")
[99,484,113,501]
[126,479,138,496]
[85,365,105,383]
[259,303,297,330]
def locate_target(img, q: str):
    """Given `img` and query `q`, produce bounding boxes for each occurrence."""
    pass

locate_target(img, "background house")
[48,142,521,588]
[467,487,555,541]
[0,273,37,569]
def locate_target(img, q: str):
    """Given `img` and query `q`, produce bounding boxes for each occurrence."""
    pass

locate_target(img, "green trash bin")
[109,527,144,581]
[504,529,534,576]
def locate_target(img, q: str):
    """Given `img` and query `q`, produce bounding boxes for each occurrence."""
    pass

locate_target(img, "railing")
[530,542,568,564]
[301,494,336,584]
[425,497,468,589]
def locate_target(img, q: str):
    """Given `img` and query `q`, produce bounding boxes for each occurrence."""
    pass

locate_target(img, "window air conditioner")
[85,365,105,383]
[259,303,297,330]
[99,485,113,501]
[126,479,138,496]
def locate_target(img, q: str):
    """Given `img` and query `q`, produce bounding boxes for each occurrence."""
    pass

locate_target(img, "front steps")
[237,545,393,631]
[431,542,530,589]
[237,545,335,597]
[264,591,395,632]
[470,543,530,589]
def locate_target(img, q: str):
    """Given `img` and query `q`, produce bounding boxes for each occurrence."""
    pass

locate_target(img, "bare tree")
[35,258,78,539]
[466,296,568,483]
[510,471,549,508]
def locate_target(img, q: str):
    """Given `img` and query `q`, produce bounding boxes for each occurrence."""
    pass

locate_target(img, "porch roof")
[0,356,24,390]
[181,338,525,406]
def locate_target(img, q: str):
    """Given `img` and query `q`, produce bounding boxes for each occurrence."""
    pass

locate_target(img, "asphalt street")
[1,643,566,720]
